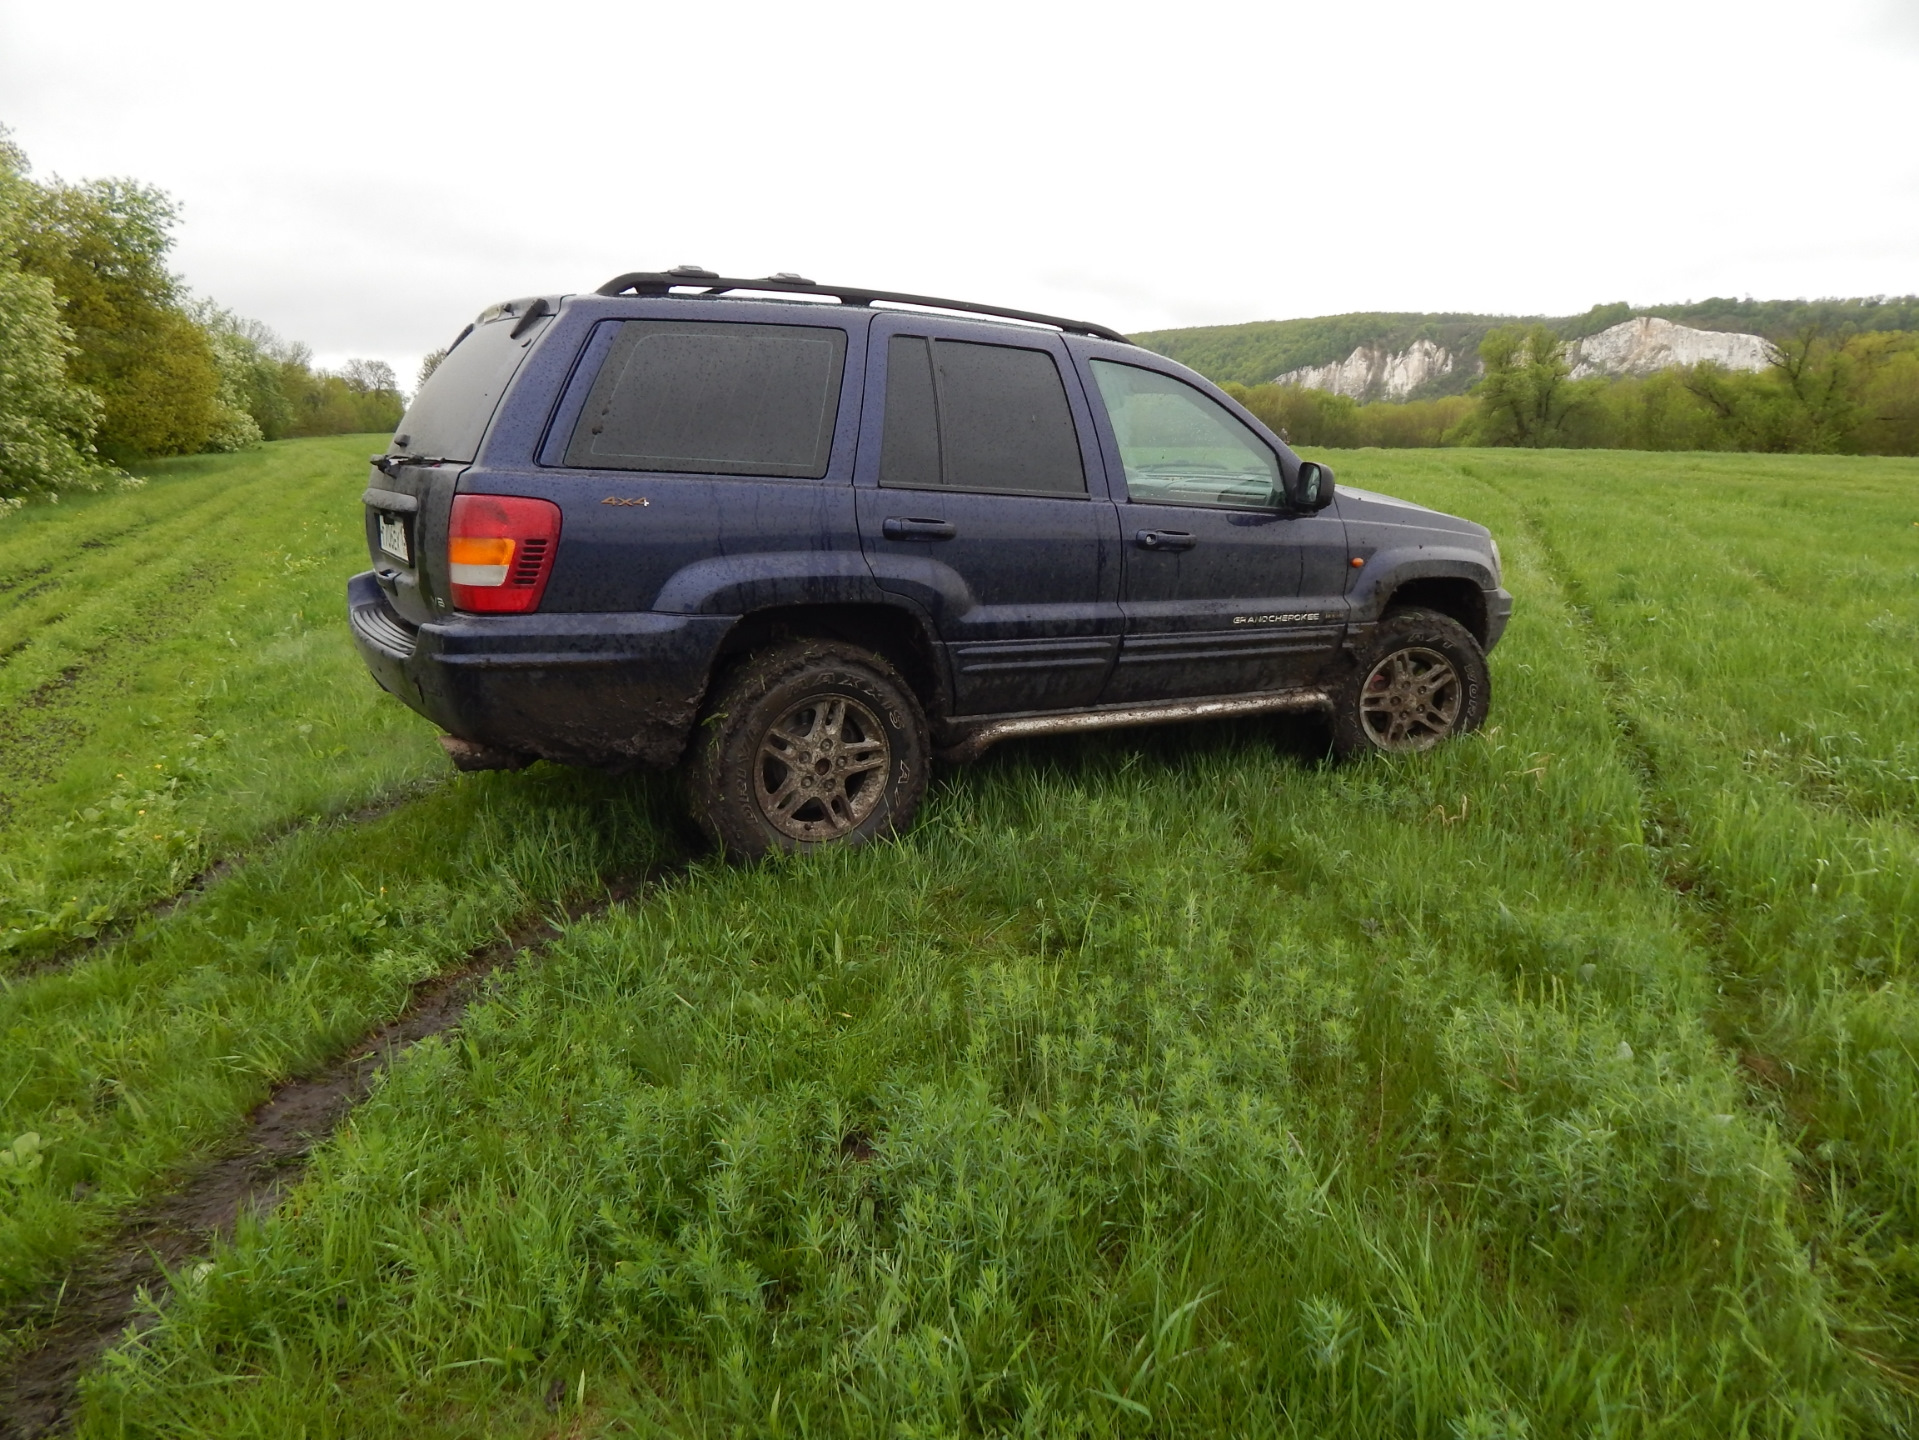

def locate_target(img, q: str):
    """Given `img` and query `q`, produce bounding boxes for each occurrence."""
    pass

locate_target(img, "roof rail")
[593,269,1132,344]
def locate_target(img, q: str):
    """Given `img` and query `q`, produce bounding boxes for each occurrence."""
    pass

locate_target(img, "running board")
[936,688,1332,763]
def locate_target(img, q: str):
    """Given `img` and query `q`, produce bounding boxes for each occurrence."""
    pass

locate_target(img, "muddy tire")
[1331,607,1489,758]
[685,640,929,859]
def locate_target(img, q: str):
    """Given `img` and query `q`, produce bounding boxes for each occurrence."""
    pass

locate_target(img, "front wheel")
[1330,607,1490,758]
[685,640,929,859]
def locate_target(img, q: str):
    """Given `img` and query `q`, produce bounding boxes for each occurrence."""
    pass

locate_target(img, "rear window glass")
[565,321,846,478]
[879,337,1084,496]
[392,309,547,463]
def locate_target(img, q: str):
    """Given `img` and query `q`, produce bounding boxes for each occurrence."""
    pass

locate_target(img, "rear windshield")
[563,320,847,478]
[391,307,548,462]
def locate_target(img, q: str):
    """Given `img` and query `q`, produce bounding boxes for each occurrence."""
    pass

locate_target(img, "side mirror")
[1291,460,1337,511]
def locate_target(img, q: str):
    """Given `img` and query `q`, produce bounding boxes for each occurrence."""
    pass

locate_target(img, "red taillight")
[447,494,561,613]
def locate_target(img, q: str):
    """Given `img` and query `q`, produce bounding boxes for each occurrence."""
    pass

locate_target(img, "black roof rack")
[593,268,1131,345]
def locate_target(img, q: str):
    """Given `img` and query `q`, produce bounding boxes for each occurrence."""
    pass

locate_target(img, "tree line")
[1226,324,1919,455]
[0,127,403,508]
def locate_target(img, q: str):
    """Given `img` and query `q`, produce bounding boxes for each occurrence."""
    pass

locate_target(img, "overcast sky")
[4,0,1915,384]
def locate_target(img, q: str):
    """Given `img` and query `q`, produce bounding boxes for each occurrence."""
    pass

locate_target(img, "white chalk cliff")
[1276,317,1774,401]
[1278,337,1456,402]
[1564,316,1774,379]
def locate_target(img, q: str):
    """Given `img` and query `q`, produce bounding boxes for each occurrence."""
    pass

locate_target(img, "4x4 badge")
[601,496,650,506]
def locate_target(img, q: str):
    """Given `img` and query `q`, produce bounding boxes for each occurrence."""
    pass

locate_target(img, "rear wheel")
[686,640,929,858]
[1331,607,1489,757]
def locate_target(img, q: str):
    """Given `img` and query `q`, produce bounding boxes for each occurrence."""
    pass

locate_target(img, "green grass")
[0,437,451,967]
[1,443,1915,1435]
[0,438,686,1297]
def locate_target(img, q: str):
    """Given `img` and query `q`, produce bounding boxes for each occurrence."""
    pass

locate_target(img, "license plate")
[378,513,410,564]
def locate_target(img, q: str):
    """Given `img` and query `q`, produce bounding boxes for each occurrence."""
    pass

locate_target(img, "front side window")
[1089,360,1281,509]
[880,336,1085,496]
[565,321,846,477]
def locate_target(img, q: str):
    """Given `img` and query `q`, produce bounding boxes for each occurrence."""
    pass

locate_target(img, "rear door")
[1079,355,1348,703]
[529,311,865,615]
[855,319,1122,715]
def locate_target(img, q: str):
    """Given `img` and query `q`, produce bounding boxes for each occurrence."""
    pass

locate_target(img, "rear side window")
[565,321,847,477]
[879,337,941,489]
[880,336,1085,496]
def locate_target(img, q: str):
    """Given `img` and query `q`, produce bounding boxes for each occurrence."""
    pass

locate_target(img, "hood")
[1336,485,1486,538]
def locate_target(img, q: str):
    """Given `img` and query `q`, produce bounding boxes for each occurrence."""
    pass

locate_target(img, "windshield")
[391,306,550,462]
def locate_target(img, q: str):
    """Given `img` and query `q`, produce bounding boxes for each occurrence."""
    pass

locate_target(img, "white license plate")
[378,513,410,564]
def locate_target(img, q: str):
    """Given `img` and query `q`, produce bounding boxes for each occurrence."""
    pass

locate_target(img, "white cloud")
[1872,0,1919,47]
[2,0,1913,377]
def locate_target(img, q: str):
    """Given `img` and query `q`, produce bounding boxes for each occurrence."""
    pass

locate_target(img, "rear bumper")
[346,571,733,768]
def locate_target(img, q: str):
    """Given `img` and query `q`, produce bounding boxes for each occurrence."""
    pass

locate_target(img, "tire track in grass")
[1495,485,1919,1398]
[1,766,687,1317]
[1527,479,1919,834]
[1388,459,1693,856]
[0,446,365,724]
[0,450,322,628]
[1,440,426,969]
[1488,493,1756,994]
[0,476,265,667]
[1460,469,1765,1065]
[1459,469,1697,877]
[0,559,228,820]
[0,868,670,1440]
[5,773,447,984]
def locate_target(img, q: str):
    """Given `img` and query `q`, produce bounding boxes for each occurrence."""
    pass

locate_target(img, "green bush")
[1223,382,1474,450]
[9,171,245,464]
[0,130,115,504]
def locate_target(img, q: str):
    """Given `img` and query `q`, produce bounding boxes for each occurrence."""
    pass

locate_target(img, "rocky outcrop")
[1279,337,1454,402]
[1565,316,1773,379]
[1276,317,1773,401]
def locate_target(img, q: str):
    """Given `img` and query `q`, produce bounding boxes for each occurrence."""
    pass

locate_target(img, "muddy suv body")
[348,272,1512,853]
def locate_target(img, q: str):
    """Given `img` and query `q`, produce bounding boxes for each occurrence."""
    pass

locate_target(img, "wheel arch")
[712,602,950,721]
[1380,575,1489,646]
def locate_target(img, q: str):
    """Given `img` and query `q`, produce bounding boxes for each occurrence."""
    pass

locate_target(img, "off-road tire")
[686,639,929,859]
[1331,607,1490,758]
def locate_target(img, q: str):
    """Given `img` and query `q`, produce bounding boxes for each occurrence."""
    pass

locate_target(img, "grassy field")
[1,440,1915,1436]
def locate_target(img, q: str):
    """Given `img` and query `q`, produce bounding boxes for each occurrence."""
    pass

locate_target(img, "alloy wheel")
[754,694,893,841]
[1358,646,1463,752]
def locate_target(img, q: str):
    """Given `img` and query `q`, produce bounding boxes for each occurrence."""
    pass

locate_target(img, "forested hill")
[1133,296,1919,387]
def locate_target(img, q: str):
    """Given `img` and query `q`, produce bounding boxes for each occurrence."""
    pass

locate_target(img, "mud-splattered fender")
[650,550,889,615]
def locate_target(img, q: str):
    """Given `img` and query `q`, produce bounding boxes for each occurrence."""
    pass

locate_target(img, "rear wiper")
[370,453,450,477]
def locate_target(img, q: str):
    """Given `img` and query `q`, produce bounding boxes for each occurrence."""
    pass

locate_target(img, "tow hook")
[438,735,532,772]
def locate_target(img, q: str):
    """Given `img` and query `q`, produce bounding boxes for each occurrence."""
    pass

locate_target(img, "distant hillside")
[1132,296,1919,389]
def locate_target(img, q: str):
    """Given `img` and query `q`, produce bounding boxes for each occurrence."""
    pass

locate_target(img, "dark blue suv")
[349,270,1512,856]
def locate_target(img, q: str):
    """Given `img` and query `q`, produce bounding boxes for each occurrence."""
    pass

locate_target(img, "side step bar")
[936,688,1331,764]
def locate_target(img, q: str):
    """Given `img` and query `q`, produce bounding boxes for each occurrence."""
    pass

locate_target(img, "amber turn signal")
[1350,556,1366,568]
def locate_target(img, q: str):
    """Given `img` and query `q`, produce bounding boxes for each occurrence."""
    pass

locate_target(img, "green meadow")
[1,440,1915,1436]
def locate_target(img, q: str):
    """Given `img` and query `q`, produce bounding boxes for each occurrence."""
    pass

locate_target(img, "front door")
[1081,357,1347,704]
[855,321,1122,716]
